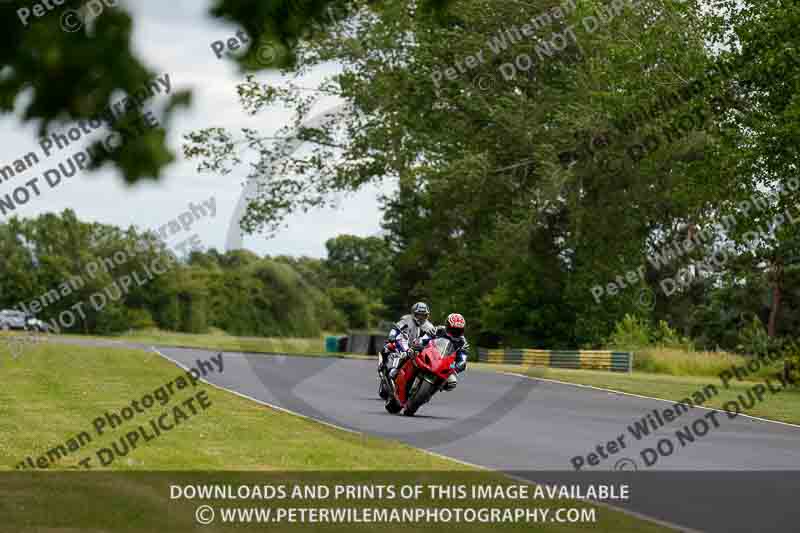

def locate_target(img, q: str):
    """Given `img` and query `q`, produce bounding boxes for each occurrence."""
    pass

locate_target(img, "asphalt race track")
[62,339,800,532]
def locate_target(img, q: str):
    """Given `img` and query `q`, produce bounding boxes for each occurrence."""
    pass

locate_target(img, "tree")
[0,0,453,182]
[187,0,731,346]
[324,235,390,295]
[327,286,370,329]
[0,211,349,337]
[721,0,800,336]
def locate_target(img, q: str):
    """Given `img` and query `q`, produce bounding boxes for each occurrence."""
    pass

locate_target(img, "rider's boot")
[388,351,407,380]
[442,374,457,391]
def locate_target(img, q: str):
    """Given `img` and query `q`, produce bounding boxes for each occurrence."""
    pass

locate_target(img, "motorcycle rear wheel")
[403,378,436,416]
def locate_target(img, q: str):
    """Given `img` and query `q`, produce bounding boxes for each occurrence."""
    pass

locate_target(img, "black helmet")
[411,302,430,325]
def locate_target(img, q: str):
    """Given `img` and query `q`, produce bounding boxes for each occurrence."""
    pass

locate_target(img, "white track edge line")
[151,346,693,532]
[498,371,800,430]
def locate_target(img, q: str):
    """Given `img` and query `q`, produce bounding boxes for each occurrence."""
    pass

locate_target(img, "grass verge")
[59,328,344,357]
[633,346,783,378]
[114,328,328,354]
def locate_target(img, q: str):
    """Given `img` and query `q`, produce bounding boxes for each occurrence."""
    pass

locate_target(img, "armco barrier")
[476,348,633,373]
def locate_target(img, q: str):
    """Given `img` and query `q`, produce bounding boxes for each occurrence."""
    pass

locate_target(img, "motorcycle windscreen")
[423,338,456,376]
[429,338,454,360]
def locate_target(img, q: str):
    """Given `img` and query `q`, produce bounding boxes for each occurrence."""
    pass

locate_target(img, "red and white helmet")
[445,313,466,338]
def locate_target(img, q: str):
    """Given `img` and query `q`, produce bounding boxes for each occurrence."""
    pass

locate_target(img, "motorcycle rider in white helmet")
[379,302,435,380]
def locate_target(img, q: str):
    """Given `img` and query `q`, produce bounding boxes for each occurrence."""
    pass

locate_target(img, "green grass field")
[0,341,670,532]
[0,341,435,471]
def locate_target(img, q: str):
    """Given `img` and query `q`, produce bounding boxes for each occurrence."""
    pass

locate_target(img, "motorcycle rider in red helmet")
[389,312,469,391]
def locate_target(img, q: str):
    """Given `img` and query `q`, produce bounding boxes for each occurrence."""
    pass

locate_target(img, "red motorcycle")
[385,337,457,416]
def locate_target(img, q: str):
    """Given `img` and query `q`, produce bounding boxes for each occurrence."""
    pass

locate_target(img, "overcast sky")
[0,0,388,258]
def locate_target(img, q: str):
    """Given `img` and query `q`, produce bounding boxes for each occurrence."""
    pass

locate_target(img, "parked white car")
[0,310,49,332]
[0,310,27,330]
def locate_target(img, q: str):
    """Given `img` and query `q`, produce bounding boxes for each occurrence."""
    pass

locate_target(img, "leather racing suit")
[380,314,435,371]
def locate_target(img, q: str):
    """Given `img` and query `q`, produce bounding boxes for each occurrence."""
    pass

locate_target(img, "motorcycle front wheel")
[378,375,389,400]
[403,378,436,416]
[385,397,402,414]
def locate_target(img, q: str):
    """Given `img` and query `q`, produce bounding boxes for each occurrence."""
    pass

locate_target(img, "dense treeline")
[5,1,800,354]
[186,0,800,353]
[0,210,388,336]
